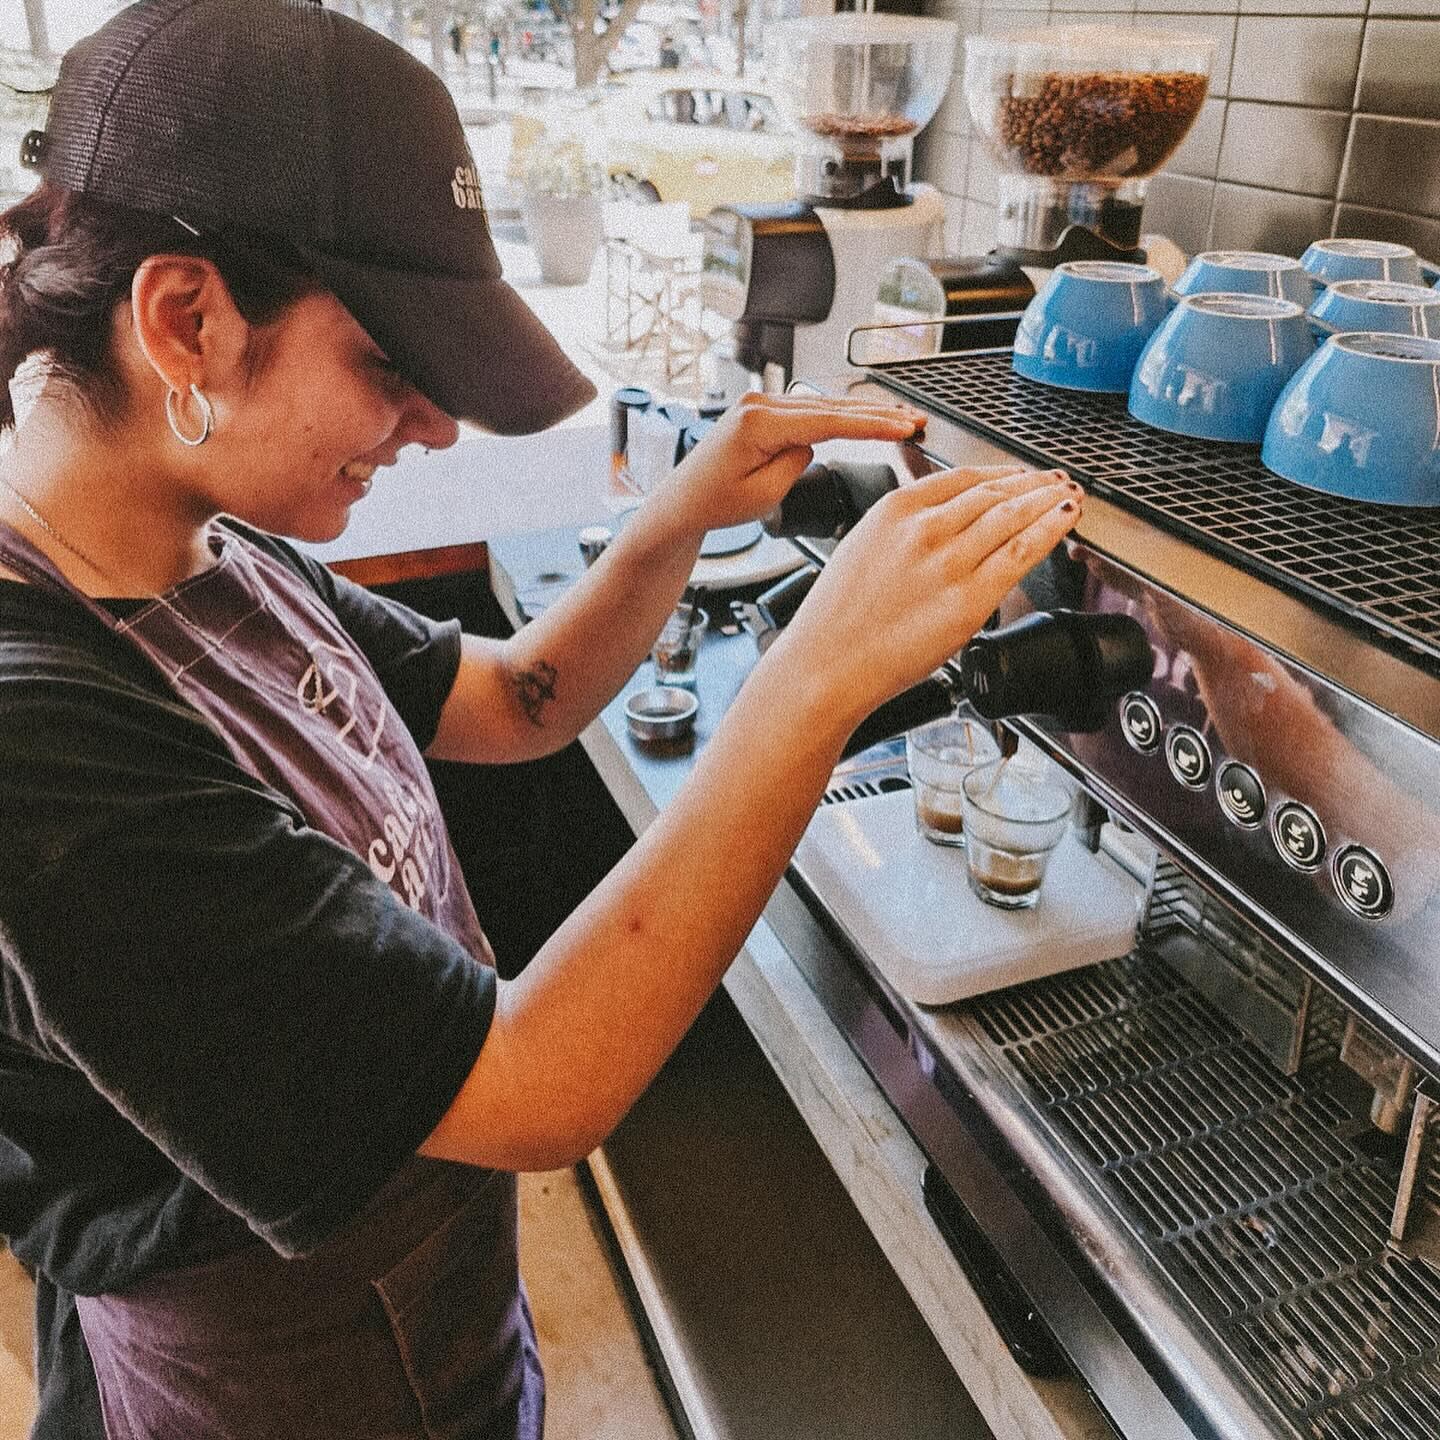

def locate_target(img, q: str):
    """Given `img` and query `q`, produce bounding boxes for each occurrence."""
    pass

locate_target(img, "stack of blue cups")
[1008,240,1440,506]
[1263,241,1440,505]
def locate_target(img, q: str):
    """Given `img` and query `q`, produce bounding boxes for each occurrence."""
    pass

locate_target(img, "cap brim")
[303,250,598,435]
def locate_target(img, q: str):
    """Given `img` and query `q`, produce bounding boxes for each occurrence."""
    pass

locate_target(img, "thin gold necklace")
[0,470,126,591]
[0,472,231,657]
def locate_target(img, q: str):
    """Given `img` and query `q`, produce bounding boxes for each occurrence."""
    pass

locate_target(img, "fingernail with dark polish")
[1059,498,1079,514]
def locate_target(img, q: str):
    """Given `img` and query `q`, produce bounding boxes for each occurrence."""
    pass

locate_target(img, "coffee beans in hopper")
[995,71,1207,178]
[802,111,921,157]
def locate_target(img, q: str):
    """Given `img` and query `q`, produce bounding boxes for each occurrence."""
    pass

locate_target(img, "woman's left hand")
[663,391,929,534]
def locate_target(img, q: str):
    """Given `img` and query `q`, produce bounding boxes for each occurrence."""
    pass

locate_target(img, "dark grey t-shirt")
[0,525,495,1291]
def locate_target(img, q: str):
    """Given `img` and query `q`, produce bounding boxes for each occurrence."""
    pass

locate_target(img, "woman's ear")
[127,254,249,398]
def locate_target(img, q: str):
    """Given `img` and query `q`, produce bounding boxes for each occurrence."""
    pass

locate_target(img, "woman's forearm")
[500,480,708,743]
[425,480,708,764]
[421,628,856,1171]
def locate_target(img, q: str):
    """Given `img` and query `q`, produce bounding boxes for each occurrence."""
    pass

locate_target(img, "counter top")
[488,527,1111,1440]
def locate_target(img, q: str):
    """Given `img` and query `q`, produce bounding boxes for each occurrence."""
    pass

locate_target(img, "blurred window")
[722,93,750,130]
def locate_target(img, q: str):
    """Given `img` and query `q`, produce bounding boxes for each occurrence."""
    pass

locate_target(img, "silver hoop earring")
[165,383,213,447]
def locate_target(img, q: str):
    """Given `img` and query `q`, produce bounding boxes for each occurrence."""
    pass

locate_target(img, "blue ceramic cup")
[1262,333,1440,507]
[1300,238,1424,289]
[1172,250,1312,306]
[1128,293,1315,444]
[1308,279,1440,339]
[1012,261,1169,393]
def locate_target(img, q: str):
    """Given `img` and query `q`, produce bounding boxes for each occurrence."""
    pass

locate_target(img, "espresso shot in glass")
[960,761,1072,908]
[905,715,1003,847]
[651,603,709,690]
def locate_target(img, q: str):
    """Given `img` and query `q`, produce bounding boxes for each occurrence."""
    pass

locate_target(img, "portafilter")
[760,460,1154,755]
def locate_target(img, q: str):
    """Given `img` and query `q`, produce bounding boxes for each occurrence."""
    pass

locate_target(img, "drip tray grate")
[966,953,1440,1438]
[870,352,1440,668]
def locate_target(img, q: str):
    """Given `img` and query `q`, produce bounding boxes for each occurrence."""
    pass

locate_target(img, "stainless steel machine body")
[770,342,1440,1440]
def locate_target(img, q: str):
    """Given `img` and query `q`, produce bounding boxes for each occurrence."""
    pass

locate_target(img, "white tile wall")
[916,2,1440,261]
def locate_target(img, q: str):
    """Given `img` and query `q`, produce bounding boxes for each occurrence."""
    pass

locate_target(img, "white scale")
[791,787,1146,1007]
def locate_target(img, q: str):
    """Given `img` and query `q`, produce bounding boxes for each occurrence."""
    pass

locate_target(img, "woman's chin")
[259,505,352,546]
[306,510,353,544]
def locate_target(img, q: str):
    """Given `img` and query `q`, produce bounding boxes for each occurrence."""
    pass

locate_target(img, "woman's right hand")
[772,463,1083,735]
[423,467,1080,1174]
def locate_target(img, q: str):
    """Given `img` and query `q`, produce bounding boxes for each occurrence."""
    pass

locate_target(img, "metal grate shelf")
[966,952,1440,1439]
[870,351,1440,669]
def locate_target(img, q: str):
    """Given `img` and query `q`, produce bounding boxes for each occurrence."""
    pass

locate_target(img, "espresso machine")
[731,293,1440,1434]
[712,36,1437,1425]
[710,22,1440,1437]
[700,11,957,394]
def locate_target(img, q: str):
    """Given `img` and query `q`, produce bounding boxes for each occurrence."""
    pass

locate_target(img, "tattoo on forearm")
[512,660,558,727]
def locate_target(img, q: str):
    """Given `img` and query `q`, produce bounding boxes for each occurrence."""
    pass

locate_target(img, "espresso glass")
[905,716,1003,847]
[960,761,1072,909]
[651,603,709,689]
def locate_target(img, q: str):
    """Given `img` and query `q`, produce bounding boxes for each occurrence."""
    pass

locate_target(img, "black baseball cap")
[32,0,598,434]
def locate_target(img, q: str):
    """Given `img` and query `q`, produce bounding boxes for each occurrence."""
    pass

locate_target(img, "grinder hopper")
[964,25,1214,263]
[765,12,960,207]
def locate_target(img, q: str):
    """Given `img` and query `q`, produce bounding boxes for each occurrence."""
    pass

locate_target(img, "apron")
[0,521,543,1440]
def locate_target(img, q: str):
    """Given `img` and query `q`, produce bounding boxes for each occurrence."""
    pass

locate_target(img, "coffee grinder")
[844,24,1215,364]
[700,11,959,394]
[964,25,1213,273]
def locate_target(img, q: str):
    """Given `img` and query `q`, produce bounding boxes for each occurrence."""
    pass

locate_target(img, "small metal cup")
[625,685,699,745]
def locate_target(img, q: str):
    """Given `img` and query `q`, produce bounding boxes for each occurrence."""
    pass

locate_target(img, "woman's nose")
[403,391,461,452]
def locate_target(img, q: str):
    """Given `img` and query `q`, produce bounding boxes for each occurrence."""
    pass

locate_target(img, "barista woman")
[0,3,1080,1437]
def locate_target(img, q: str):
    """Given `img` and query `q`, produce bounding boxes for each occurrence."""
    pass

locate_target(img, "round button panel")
[1271,801,1326,872]
[1332,846,1394,920]
[1108,701,1390,918]
[1165,726,1212,790]
[1216,761,1266,828]
[1120,692,1162,754]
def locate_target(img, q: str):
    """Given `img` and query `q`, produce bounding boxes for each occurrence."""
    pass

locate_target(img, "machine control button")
[1271,801,1326,872]
[1165,726,1212,790]
[1216,762,1266,828]
[1333,846,1394,921]
[1120,692,1162,754]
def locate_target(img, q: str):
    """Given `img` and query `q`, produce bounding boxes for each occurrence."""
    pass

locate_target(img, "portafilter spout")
[837,609,1153,758]
[959,610,1156,732]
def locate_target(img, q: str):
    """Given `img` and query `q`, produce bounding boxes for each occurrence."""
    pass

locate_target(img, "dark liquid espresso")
[916,799,965,835]
[969,842,1045,896]
[970,867,1039,896]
